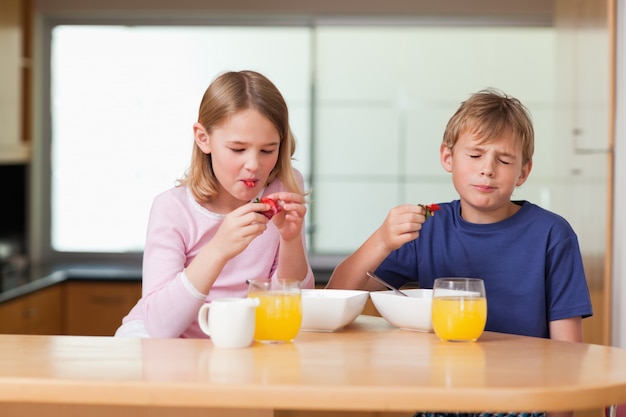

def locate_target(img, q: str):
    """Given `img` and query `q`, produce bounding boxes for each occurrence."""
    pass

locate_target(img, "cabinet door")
[0,0,28,162]
[0,285,62,334]
[63,281,141,336]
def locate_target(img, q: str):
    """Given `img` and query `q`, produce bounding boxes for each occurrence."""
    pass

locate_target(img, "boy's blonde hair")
[442,88,534,166]
[180,70,302,203]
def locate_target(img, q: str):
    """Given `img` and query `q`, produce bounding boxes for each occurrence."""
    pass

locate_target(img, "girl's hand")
[263,192,307,242]
[376,204,426,252]
[211,203,269,261]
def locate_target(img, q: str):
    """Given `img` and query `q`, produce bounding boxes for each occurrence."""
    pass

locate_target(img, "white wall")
[612,0,626,348]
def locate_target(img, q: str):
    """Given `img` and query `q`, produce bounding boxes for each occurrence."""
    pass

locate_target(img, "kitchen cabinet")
[0,0,30,163]
[0,284,62,334]
[63,280,141,336]
[555,0,611,154]
[0,279,141,336]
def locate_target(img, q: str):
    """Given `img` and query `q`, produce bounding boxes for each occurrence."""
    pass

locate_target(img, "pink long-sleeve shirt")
[119,174,315,338]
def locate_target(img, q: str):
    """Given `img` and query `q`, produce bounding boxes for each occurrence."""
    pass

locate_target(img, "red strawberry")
[243,180,255,188]
[256,197,282,220]
[418,203,441,219]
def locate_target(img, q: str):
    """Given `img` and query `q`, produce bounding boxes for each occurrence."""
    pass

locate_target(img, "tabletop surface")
[1,315,626,413]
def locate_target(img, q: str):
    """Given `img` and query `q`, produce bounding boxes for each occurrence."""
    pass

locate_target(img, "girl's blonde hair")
[180,70,302,203]
[442,88,535,166]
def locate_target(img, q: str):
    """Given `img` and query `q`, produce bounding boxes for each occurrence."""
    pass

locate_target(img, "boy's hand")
[376,204,427,252]
[262,192,307,242]
[419,203,441,219]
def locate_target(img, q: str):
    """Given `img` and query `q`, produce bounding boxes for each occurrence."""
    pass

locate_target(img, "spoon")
[366,271,409,297]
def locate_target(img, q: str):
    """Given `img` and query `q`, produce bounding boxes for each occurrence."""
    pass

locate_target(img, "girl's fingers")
[264,192,305,204]
[280,202,306,217]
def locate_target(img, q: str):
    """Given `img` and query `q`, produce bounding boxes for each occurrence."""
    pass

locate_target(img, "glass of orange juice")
[432,278,487,342]
[247,279,302,343]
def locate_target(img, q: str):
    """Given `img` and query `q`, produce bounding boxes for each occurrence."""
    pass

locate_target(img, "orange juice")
[431,296,487,342]
[249,291,302,343]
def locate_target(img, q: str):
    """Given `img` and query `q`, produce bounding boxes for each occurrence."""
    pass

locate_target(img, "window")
[47,23,559,259]
[50,25,312,253]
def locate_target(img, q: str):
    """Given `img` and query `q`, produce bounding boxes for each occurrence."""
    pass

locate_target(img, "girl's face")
[440,129,532,224]
[195,108,280,213]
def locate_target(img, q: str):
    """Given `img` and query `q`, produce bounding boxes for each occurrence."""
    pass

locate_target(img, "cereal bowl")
[300,289,369,332]
[369,289,434,332]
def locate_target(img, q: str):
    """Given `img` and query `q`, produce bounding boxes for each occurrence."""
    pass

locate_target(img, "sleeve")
[545,225,593,322]
[375,241,419,289]
[139,193,207,338]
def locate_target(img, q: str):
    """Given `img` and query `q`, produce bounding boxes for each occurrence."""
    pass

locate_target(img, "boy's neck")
[460,200,523,224]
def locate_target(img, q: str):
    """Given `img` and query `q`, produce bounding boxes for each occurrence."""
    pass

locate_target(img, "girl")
[115,70,314,338]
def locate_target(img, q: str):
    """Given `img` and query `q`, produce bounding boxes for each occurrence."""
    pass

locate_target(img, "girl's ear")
[440,144,453,173]
[193,122,211,154]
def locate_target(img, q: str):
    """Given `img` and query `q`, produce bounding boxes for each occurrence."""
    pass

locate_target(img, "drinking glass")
[247,279,302,343]
[431,277,487,342]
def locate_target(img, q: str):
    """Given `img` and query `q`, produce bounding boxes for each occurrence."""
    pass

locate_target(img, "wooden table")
[1,315,626,417]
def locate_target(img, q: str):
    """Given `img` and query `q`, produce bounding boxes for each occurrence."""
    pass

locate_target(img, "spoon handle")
[366,271,409,297]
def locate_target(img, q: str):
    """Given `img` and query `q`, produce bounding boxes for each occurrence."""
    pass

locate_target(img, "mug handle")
[197,303,212,337]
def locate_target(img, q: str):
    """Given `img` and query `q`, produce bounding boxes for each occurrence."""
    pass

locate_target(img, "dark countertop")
[0,263,142,303]
[0,254,344,303]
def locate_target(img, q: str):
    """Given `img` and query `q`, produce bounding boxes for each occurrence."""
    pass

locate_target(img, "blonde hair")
[442,88,534,166]
[179,70,302,203]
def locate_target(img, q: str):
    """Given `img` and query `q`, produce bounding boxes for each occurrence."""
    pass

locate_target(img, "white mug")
[198,297,260,349]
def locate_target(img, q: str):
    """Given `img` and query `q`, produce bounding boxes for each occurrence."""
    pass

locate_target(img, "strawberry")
[255,197,282,220]
[418,203,441,219]
[243,180,255,188]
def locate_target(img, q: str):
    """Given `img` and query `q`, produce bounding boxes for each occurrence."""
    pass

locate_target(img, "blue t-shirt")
[376,200,593,338]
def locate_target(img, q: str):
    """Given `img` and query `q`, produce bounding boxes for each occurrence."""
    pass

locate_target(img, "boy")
[327,89,592,417]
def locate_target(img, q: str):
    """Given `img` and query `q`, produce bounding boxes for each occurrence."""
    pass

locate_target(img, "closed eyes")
[468,154,513,165]
[229,148,276,155]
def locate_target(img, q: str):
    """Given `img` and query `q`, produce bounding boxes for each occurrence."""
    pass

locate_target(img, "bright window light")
[50,25,311,252]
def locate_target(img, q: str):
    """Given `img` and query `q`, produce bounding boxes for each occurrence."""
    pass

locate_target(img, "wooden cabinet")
[0,280,141,336]
[63,281,141,336]
[555,0,611,153]
[0,285,62,334]
[0,0,29,163]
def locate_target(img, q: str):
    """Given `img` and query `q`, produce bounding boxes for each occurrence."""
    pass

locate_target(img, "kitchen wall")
[612,0,625,349]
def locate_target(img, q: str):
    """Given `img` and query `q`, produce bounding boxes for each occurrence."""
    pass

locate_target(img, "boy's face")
[440,129,532,223]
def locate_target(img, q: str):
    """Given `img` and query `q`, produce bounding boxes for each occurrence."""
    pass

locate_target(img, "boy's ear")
[193,122,211,154]
[516,160,533,186]
[440,144,453,173]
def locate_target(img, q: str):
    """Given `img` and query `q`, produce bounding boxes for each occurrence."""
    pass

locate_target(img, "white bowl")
[300,289,369,332]
[369,289,434,332]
